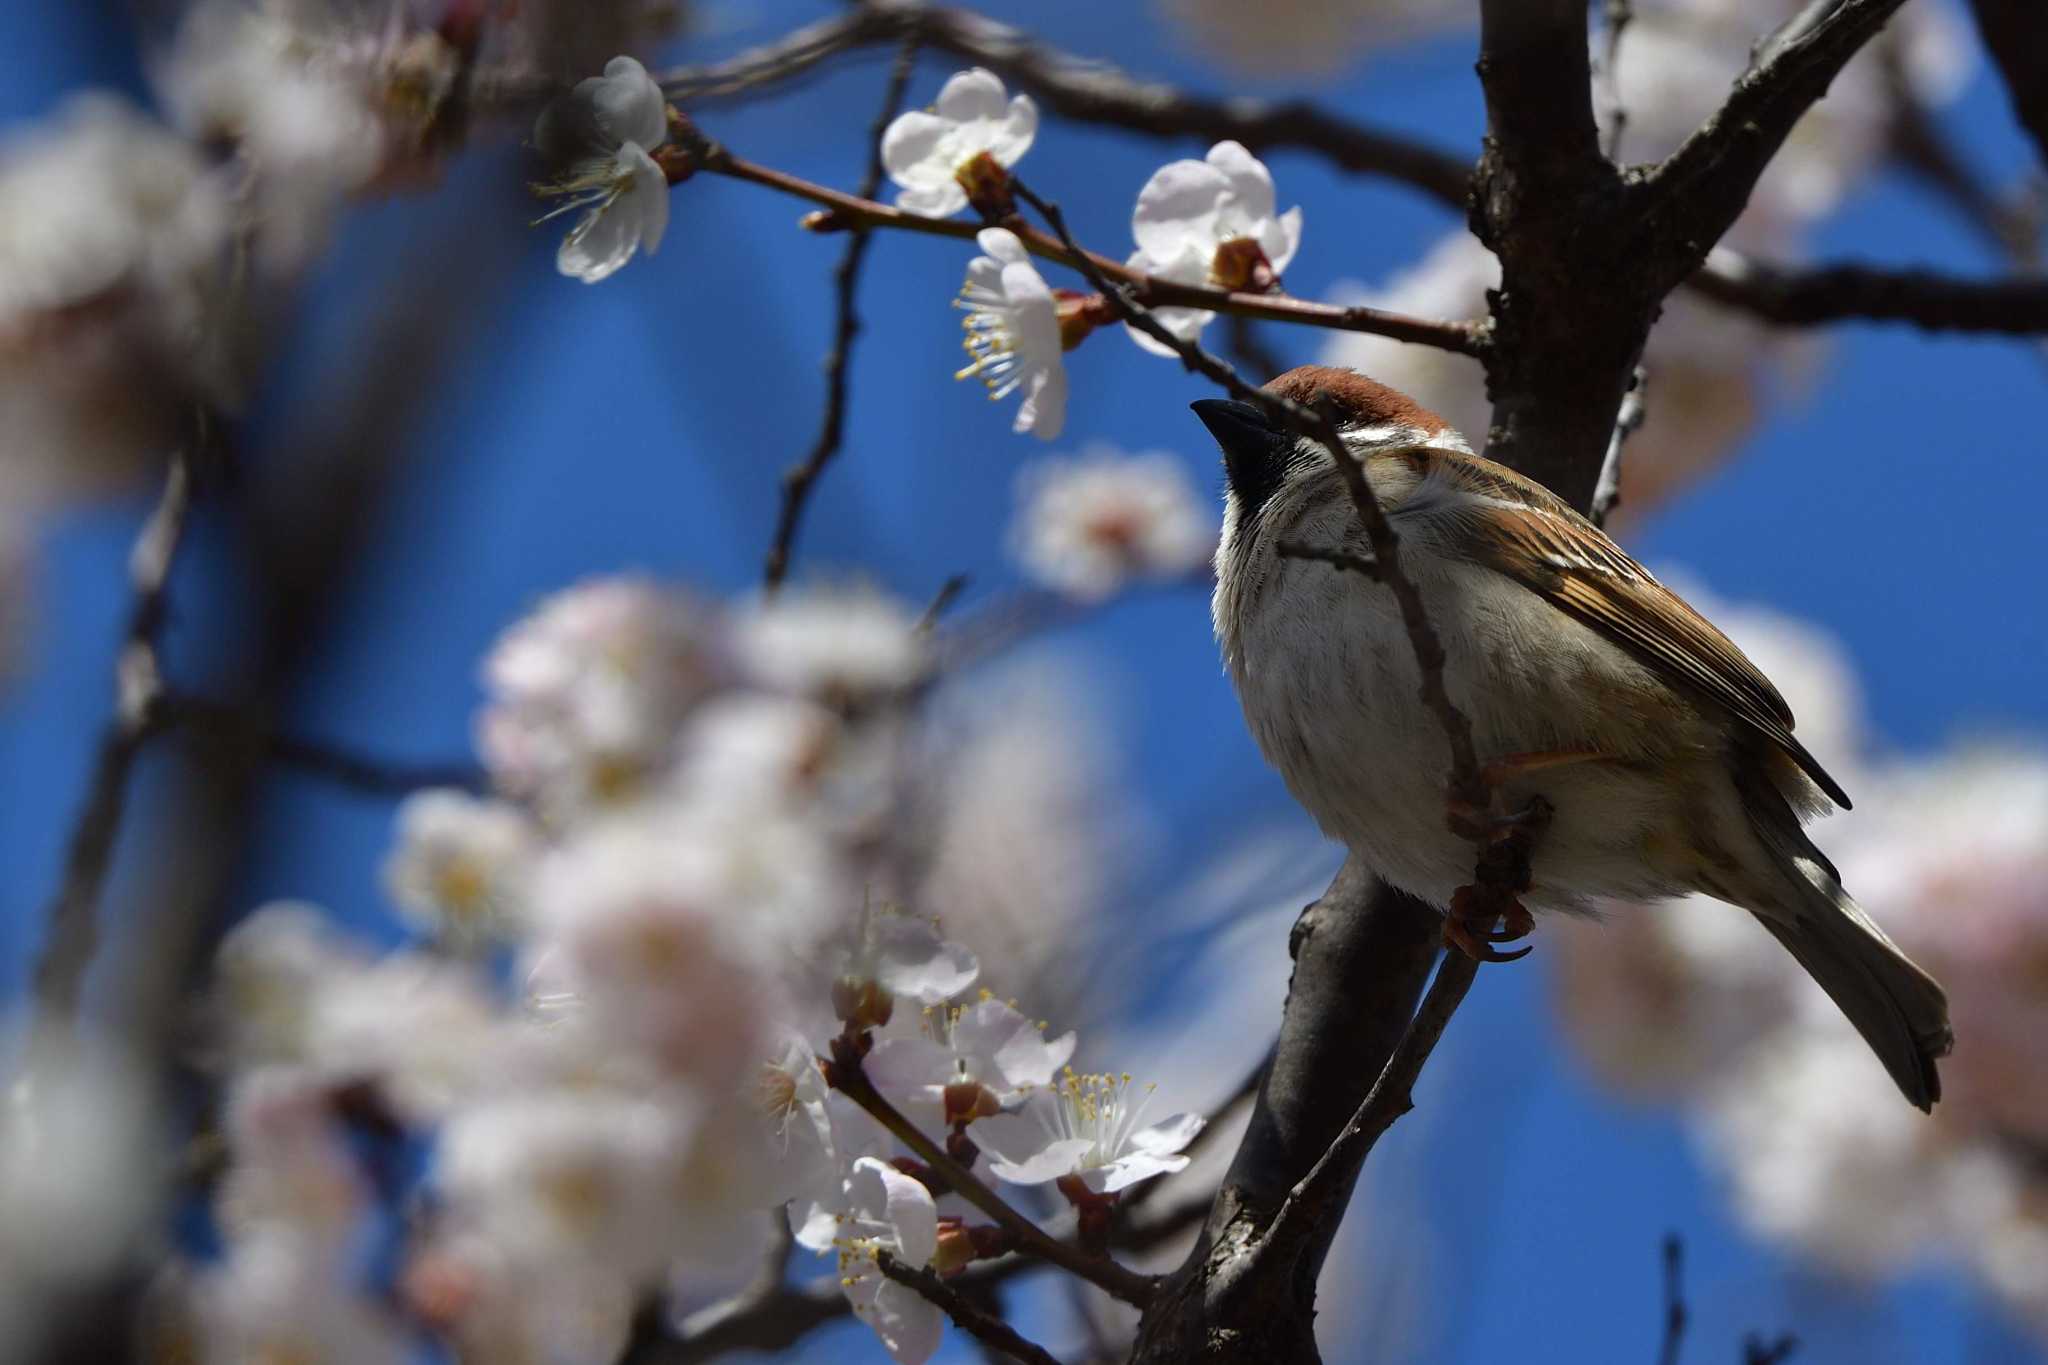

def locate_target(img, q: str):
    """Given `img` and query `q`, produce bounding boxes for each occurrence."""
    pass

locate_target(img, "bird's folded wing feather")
[1431,449,1854,810]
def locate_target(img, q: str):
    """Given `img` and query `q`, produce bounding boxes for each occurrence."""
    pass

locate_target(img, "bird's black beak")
[1192,398,1293,516]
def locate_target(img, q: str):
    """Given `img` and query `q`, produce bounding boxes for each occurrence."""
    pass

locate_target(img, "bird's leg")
[1443,792,1555,963]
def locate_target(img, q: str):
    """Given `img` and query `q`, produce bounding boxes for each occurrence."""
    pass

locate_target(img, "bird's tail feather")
[1747,820,1953,1111]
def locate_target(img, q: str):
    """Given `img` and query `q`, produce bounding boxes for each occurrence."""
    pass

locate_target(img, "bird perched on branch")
[1196,365,1952,1109]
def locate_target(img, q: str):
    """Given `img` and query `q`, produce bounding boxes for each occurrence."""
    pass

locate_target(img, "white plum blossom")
[155,0,388,271]
[302,952,508,1123]
[0,96,234,502]
[383,788,539,947]
[832,1157,945,1365]
[528,809,833,1080]
[194,1232,409,1364]
[0,1029,160,1319]
[734,584,928,704]
[402,1232,636,1365]
[956,228,1066,440]
[1698,1022,1961,1279]
[866,994,1076,1129]
[881,68,1037,218]
[477,576,722,815]
[213,1069,369,1264]
[532,56,672,283]
[211,902,371,1067]
[976,1069,1203,1195]
[1125,141,1301,355]
[1011,447,1215,600]
[826,905,982,1028]
[436,1088,697,1280]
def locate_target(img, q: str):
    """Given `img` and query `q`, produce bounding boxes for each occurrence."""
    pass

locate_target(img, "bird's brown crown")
[1263,365,1452,438]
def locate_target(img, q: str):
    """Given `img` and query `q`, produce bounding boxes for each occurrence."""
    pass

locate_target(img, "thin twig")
[1690,248,2048,333]
[668,123,1486,355]
[160,695,485,796]
[916,573,970,632]
[1009,177,1486,814]
[34,448,194,1018]
[659,4,1473,208]
[1658,1234,1687,1365]
[1275,541,1381,580]
[875,1253,1068,1365]
[1222,314,1285,384]
[1742,1334,1800,1365]
[830,1046,1158,1306]
[1591,365,1647,529]
[763,36,920,590]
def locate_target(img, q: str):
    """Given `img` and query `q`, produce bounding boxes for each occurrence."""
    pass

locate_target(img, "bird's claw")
[1444,883,1536,963]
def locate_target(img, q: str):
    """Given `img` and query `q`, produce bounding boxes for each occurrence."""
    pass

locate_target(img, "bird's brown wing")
[1431,449,1853,809]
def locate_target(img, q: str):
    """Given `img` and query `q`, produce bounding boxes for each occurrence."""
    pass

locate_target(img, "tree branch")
[828,1038,1159,1306]
[876,1253,1068,1365]
[1689,250,2048,333]
[1966,0,2048,174]
[1643,0,1911,271]
[670,122,1485,355]
[33,447,194,1019]
[660,2,1471,209]
[763,37,920,590]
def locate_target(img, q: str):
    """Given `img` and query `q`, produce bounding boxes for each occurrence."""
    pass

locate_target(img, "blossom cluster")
[156,574,1202,1364]
[1545,576,2048,1342]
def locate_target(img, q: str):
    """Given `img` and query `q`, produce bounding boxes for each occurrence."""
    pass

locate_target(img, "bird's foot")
[1444,883,1535,963]
[1443,792,1553,963]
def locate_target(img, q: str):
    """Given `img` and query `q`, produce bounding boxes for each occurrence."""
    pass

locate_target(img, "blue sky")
[1,2,2044,1362]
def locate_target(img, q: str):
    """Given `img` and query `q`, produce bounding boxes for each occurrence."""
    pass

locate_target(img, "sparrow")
[1195,365,1952,1110]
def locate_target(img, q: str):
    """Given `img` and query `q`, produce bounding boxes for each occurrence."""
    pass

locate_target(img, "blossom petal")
[986,95,1039,167]
[880,1170,938,1269]
[862,1038,953,1100]
[589,56,668,153]
[897,180,968,218]
[994,1025,1075,1090]
[984,1133,1096,1186]
[1091,1147,1192,1194]
[1131,158,1230,259]
[1262,205,1304,276]
[557,197,639,284]
[881,111,958,190]
[862,1278,945,1365]
[621,143,669,256]
[1019,364,1067,441]
[976,227,1031,266]
[933,68,1009,124]
[1129,1111,1205,1156]
[1206,140,1277,224]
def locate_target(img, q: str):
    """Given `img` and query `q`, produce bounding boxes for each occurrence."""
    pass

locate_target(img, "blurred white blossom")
[1156,0,1469,78]
[383,787,539,947]
[194,1232,408,1364]
[0,1029,159,1353]
[735,582,928,706]
[212,901,372,1067]
[402,1232,635,1365]
[528,809,832,1079]
[477,576,722,815]
[0,96,233,502]
[956,227,1066,440]
[1125,141,1300,355]
[1011,447,1214,600]
[156,1,389,271]
[881,68,1037,218]
[533,55,672,283]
